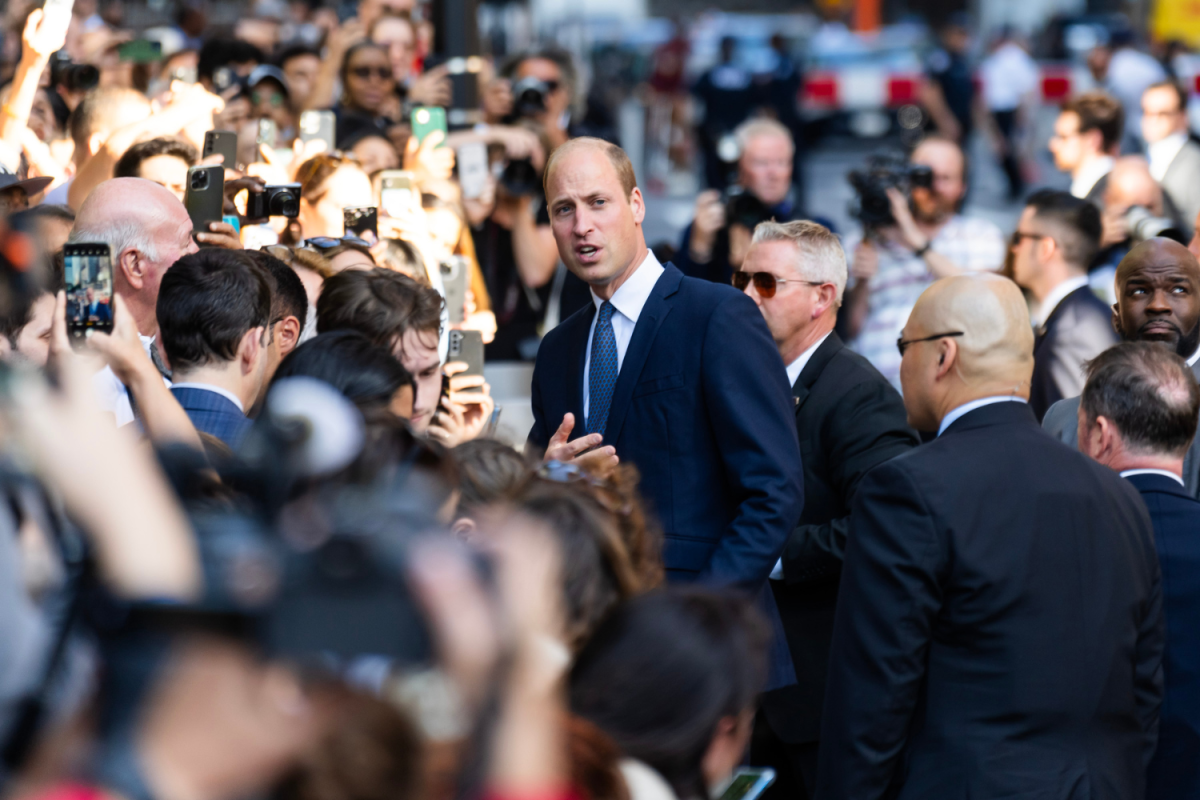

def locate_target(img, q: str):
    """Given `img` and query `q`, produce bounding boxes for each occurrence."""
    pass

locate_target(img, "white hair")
[734,117,794,155]
[751,220,847,304]
[67,218,161,265]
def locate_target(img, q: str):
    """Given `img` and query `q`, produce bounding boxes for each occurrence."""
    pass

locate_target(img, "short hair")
[271,330,413,413]
[198,38,265,83]
[544,138,637,200]
[114,136,199,180]
[0,253,65,346]
[68,88,151,150]
[10,204,75,228]
[1024,189,1102,270]
[1062,91,1125,153]
[734,117,794,156]
[157,249,271,371]
[369,11,416,41]
[316,268,443,351]
[274,42,321,68]
[453,439,532,516]
[504,46,577,100]
[244,249,310,331]
[750,220,847,304]
[1145,80,1188,113]
[1081,341,1200,458]
[67,208,161,264]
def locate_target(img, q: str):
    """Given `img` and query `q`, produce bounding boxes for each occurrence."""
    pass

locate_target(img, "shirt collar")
[591,249,665,324]
[1033,275,1090,328]
[1148,132,1188,181]
[937,396,1028,437]
[1189,346,1200,368]
[170,382,245,413]
[786,332,832,388]
[1120,468,1186,487]
[1071,155,1114,199]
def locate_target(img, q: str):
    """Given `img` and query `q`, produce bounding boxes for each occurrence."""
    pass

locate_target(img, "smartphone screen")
[457,142,488,199]
[379,170,416,217]
[440,256,469,325]
[344,206,378,243]
[117,39,162,63]
[716,769,775,800]
[411,106,448,147]
[256,119,277,148]
[299,110,336,151]
[63,243,114,340]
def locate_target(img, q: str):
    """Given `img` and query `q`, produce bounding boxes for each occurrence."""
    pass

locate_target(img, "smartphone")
[185,165,225,234]
[41,0,74,31]
[440,256,469,325]
[299,110,336,151]
[411,106,447,148]
[203,130,238,170]
[379,170,416,216]
[63,243,114,342]
[447,330,484,385]
[344,206,378,242]
[715,769,775,800]
[457,142,488,199]
[170,65,197,85]
[117,39,162,63]
[256,118,277,149]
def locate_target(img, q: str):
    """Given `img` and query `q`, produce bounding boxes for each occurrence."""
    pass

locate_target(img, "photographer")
[676,118,801,285]
[843,136,1005,389]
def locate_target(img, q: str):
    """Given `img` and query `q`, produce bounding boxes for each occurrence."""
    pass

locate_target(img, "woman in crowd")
[295,152,375,241]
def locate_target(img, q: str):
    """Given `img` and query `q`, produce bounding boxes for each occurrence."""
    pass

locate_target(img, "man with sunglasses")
[736,221,917,800]
[530,137,804,691]
[1010,190,1117,420]
[818,272,1162,800]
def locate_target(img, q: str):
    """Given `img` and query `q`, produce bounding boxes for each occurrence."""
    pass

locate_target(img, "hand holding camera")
[689,189,726,263]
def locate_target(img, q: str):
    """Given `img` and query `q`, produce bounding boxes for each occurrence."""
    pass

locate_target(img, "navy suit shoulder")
[818,402,1163,800]
[170,386,252,449]
[1031,287,1119,421]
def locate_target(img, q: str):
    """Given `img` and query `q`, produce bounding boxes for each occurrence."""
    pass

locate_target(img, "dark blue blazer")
[818,402,1164,800]
[528,262,805,684]
[1128,472,1200,800]
[171,386,252,449]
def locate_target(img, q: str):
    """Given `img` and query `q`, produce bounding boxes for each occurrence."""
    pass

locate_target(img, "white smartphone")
[379,170,417,217]
[714,768,775,800]
[456,142,489,199]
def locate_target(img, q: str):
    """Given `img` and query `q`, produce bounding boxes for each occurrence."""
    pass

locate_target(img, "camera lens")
[275,191,299,218]
[191,172,208,190]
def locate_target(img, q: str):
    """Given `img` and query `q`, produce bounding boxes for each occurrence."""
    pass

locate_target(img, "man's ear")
[1111,304,1123,337]
[118,248,143,290]
[629,186,646,225]
[814,284,838,319]
[239,326,265,374]
[278,316,302,359]
[934,338,958,379]
[87,133,106,158]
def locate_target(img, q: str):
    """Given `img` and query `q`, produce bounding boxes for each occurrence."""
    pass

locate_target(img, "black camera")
[498,158,540,197]
[509,76,553,121]
[724,187,773,231]
[245,184,301,219]
[50,51,99,94]
[848,153,933,228]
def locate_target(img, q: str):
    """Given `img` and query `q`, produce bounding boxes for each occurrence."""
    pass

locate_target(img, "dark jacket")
[1127,472,1200,800]
[1030,284,1119,420]
[171,386,252,449]
[817,401,1164,800]
[763,332,918,744]
[528,262,805,689]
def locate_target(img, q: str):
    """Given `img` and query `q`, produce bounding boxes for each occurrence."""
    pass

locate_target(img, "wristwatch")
[913,240,932,258]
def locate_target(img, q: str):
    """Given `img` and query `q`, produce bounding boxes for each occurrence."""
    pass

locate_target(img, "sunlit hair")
[733,117,794,155]
[751,219,847,305]
[544,138,636,200]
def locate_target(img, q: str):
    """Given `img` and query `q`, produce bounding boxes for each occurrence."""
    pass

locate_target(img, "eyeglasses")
[731,271,823,299]
[252,91,285,108]
[1010,230,1047,247]
[304,235,372,250]
[896,331,964,356]
[350,66,392,81]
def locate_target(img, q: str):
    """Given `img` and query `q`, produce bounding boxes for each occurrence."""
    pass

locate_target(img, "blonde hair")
[734,117,794,155]
[751,220,847,304]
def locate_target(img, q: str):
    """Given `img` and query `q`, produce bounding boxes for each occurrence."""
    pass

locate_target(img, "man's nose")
[573,208,593,237]
[1147,290,1173,312]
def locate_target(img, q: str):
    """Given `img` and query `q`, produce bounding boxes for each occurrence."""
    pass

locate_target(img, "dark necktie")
[587,301,618,436]
[149,341,172,380]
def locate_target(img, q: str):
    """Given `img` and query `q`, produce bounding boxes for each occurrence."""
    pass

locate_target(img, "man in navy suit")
[157,249,271,449]
[1079,341,1200,800]
[527,137,805,687]
[82,287,113,324]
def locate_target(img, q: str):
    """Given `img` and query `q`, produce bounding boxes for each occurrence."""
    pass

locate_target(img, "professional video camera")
[1124,206,1187,245]
[49,51,100,94]
[848,152,934,228]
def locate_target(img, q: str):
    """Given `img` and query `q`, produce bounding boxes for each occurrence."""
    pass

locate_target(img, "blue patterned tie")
[588,301,618,436]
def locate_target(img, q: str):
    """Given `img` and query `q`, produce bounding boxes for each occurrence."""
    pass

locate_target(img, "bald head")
[74,178,185,241]
[901,274,1034,430]
[1113,237,1200,358]
[1105,156,1163,215]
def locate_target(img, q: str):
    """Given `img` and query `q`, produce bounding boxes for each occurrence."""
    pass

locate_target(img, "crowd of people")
[0,2,1199,800]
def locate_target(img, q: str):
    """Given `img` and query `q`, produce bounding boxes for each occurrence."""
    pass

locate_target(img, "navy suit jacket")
[1030,285,1118,421]
[818,402,1163,800]
[528,262,805,684]
[171,386,252,449]
[1128,472,1200,800]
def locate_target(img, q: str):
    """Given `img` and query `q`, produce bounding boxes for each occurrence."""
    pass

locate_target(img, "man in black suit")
[817,273,1164,799]
[1010,189,1117,419]
[1142,81,1200,237]
[1078,342,1200,800]
[528,138,805,688]
[1043,238,1200,495]
[1049,91,1123,205]
[736,220,917,800]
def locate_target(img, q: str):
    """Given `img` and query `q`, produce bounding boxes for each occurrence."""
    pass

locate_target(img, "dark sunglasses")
[731,270,823,299]
[252,91,285,107]
[304,235,371,250]
[896,331,964,356]
[351,66,392,81]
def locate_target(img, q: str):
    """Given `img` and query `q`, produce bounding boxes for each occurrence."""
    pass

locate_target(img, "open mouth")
[576,244,601,263]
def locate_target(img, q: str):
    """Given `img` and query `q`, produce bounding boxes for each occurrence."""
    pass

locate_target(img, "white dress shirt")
[582,250,665,423]
[1032,275,1090,329]
[93,333,170,427]
[1120,468,1185,487]
[1189,346,1200,368]
[1148,131,1189,183]
[1070,156,1114,200]
[937,396,1028,437]
[170,382,245,412]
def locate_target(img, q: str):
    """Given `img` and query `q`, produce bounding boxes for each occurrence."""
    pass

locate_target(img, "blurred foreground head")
[899,274,1034,431]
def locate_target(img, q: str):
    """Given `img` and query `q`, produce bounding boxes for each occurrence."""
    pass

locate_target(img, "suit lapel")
[567,304,595,429]
[602,266,680,445]
[793,333,843,413]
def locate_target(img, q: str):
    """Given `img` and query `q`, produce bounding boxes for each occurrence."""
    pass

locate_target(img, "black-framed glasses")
[350,66,392,81]
[732,271,824,299]
[304,235,371,251]
[1010,230,1047,247]
[896,331,964,356]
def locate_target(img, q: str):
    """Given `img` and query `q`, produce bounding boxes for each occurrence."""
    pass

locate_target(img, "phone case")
[299,111,336,150]
[411,107,448,147]
[203,130,238,170]
[185,166,225,233]
[440,257,469,325]
[448,330,484,378]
